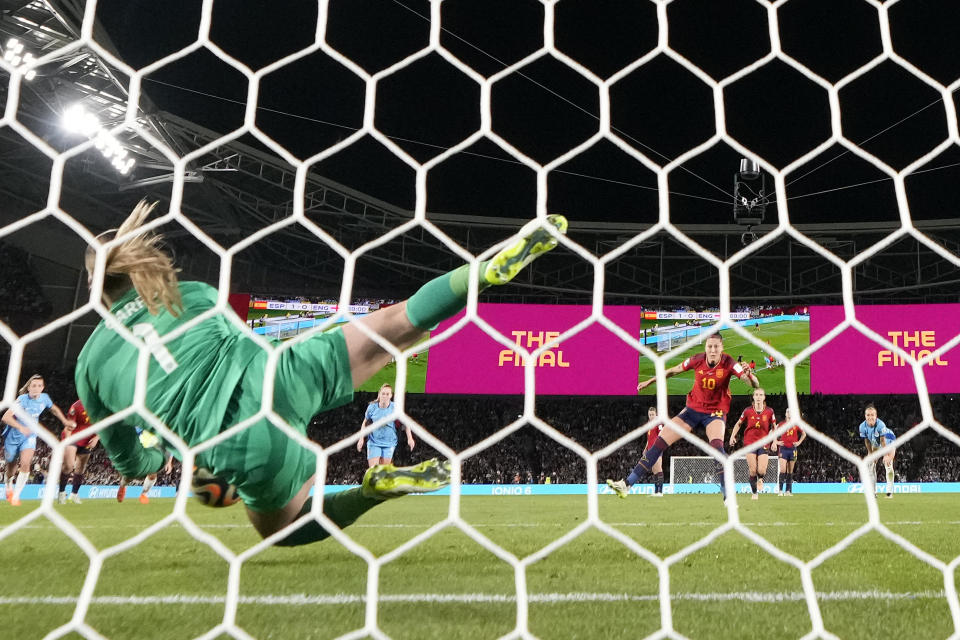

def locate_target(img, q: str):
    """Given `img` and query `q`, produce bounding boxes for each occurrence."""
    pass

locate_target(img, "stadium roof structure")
[2,0,959,335]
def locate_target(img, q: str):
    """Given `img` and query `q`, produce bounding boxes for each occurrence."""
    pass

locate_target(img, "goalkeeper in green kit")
[76,201,566,546]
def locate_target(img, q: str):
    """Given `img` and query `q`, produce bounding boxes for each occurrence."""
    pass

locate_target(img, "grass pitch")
[357,347,428,394]
[638,320,811,396]
[0,493,956,639]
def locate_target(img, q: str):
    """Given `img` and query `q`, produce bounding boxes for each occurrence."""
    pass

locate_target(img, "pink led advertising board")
[425,304,642,395]
[809,304,960,394]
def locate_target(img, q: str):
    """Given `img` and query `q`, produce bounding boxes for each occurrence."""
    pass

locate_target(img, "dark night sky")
[92,0,960,228]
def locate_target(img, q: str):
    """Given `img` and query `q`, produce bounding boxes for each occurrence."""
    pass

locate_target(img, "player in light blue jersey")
[1,374,75,505]
[859,404,896,498]
[356,384,415,467]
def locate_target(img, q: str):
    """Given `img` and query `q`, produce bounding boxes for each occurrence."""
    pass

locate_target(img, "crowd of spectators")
[0,243,52,318]
[654,305,806,319]
[311,392,960,486]
[4,364,959,489]
[0,243,52,343]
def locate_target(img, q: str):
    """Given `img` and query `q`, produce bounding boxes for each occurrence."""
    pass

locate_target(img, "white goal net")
[654,325,702,352]
[671,455,779,490]
[2,1,960,639]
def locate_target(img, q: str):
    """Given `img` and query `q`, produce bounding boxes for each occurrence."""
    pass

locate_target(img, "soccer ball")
[191,467,241,508]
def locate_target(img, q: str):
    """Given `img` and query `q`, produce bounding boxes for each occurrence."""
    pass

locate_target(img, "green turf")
[638,320,811,396]
[250,308,306,320]
[356,345,428,394]
[0,493,956,639]
[264,316,429,394]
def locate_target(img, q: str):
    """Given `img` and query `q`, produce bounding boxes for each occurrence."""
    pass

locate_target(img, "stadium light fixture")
[3,38,37,80]
[62,103,136,175]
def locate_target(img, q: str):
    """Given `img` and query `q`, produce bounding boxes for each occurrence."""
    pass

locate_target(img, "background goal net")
[671,455,780,490]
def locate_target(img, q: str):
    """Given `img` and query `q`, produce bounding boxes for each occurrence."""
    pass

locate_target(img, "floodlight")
[3,38,37,80]
[63,103,100,136]
[61,103,136,175]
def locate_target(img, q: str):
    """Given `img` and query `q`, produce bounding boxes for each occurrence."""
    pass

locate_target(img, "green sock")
[405,261,490,330]
[274,488,382,547]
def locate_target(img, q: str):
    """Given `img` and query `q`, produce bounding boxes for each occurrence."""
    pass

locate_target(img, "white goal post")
[670,455,780,491]
[654,325,703,352]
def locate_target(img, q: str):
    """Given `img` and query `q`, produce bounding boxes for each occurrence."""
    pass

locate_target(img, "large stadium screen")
[809,304,960,394]
[635,312,812,396]
[426,304,643,395]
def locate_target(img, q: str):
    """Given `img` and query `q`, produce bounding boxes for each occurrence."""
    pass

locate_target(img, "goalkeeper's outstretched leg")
[341,214,568,386]
[265,458,452,547]
[258,215,567,544]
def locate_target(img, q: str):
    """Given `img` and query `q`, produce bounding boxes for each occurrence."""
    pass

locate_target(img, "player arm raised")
[637,361,686,392]
[75,368,162,479]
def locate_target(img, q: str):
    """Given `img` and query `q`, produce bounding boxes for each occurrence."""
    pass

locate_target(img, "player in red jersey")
[772,408,805,496]
[606,406,664,498]
[59,400,100,505]
[628,334,759,500]
[729,388,776,500]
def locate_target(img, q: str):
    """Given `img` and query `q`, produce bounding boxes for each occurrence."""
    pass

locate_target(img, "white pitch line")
[7,520,960,532]
[0,590,946,607]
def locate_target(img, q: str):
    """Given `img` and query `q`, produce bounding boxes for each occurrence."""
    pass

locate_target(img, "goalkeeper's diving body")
[607,333,759,500]
[75,201,567,545]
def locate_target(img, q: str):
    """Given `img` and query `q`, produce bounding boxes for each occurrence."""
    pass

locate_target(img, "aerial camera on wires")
[734,158,767,245]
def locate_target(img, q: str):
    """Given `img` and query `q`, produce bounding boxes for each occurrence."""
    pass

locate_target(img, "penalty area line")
[0,590,946,606]
[12,520,960,531]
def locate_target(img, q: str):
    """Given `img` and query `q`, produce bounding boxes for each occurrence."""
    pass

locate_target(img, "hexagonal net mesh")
[2,1,960,638]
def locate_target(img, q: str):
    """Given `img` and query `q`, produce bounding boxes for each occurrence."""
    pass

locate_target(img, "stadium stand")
[5,368,958,490]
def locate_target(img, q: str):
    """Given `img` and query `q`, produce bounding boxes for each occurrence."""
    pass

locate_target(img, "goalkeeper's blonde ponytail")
[86,200,183,317]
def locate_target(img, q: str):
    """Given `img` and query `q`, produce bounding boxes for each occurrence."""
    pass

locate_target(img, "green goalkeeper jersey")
[75,281,262,479]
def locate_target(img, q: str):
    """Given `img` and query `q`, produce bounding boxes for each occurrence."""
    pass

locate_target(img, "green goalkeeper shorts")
[204,327,354,513]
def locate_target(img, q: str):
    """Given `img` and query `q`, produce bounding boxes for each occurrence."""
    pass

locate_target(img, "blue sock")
[626,463,645,486]
[635,437,668,481]
[655,472,664,494]
[710,439,726,498]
